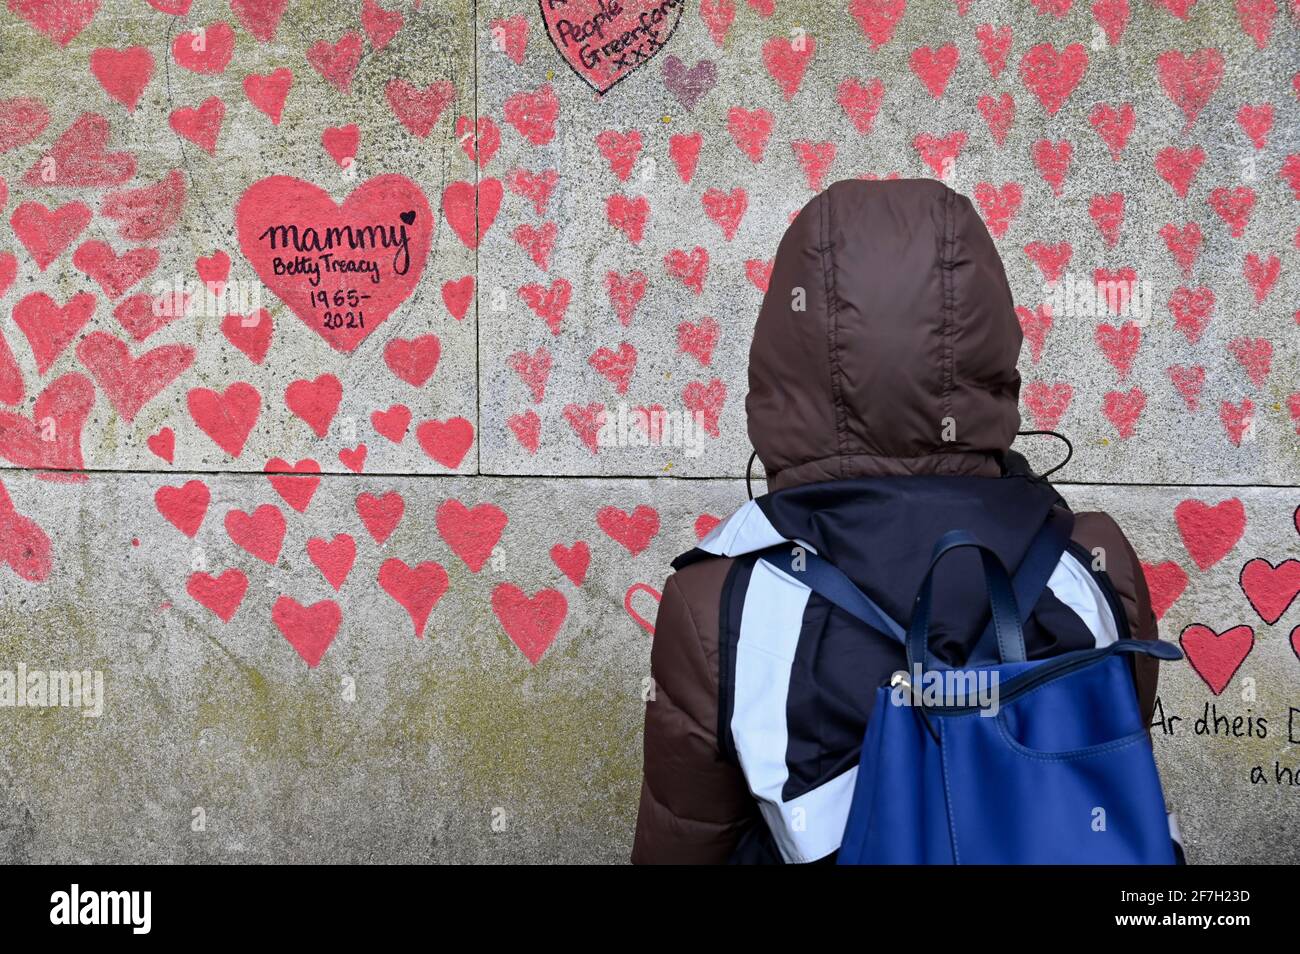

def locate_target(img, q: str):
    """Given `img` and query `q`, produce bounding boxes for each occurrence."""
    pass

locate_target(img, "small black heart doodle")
[400,210,417,225]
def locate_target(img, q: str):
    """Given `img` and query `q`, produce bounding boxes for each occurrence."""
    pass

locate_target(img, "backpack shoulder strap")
[756,507,1076,659]
[968,507,1075,664]
[758,545,907,645]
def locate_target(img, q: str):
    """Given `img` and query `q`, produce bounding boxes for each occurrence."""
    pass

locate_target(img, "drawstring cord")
[1015,429,1073,480]
[745,450,759,500]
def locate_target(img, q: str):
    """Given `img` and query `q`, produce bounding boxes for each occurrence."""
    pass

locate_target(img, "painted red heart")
[454,115,499,167]
[1175,498,1246,571]
[491,583,567,665]
[677,317,719,366]
[682,377,726,437]
[1090,102,1135,160]
[911,43,959,99]
[664,246,708,294]
[195,250,230,292]
[604,193,648,245]
[154,479,209,537]
[701,187,747,241]
[1239,558,1300,625]
[72,241,158,299]
[244,67,293,124]
[231,0,287,42]
[441,275,473,320]
[1141,560,1188,621]
[1154,146,1204,198]
[596,129,642,181]
[169,96,224,155]
[508,409,541,454]
[564,402,605,453]
[356,490,404,544]
[1169,286,1213,343]
[370,404,411,444]
[668,131,703,182]
[23,113,133,187]
[436,499,507,573]
[1156,48,1223,132]
[519,279,571,335]
[187,382,261,457]
[1159,222,1202,278]
[0,373,93,471]
[1179,623,1253,695]
[505,167,558,215]
[1095,321,1140,379]
[489,14,529,64]
[284,373,341,438]
[442,178,502,250]
[307,533,355,591]
[507,347,552,403]
[225,503,285,565]
[1021,381,1072,430]
[849,0,903,47]
[221,309,273,364]
[416,417,474,469]
[361,0,405,49]
[172,21,235,74]
[9,0,101,46]
[187,569,248,623]
[762,34,814,101]
[265,457,321,513]
[604,270,645,328]
[624,583,662,636]
[75,331,194,422]
[0,97,50,153]
[378,558,449,638]
[722,107,769,162]
[89,46,154,111]
[1102,387,1145,439]
[272,596,341,668]
[1023,240,1072,284]
[744,259,773,293]
[913,131,967,177]
[1019,42,1088,114]
[146,426,174,463]
[550,541,589,587]
[307,32,363,93]
[596,505,659,556]
[12,291,96,374]
[236,174,433,352]
[386,79,455,138]
[1170,366,1206,410]
[503,84,558,145]
[512,220,557,268]
[102,170,186,242]
[321,124,358,167]
[338,444,365,472]
[0,481,52,582]
[10,201,92,270]
[588,342,637,394]
[384,335,440,387]
[976,93,1015,147]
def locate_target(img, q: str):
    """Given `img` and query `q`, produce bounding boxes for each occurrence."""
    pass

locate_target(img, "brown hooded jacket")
[631,179,1160,864]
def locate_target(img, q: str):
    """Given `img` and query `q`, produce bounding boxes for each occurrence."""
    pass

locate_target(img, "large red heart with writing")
[235,174,433,352]
[539,0,685,93]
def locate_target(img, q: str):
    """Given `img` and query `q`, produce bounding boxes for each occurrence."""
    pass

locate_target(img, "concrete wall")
[0,0,1296,862]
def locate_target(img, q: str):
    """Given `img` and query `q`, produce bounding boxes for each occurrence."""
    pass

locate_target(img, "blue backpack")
[761,514,1183,865]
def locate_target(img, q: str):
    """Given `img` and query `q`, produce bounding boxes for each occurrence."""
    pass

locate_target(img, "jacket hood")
[747,178,1023,491]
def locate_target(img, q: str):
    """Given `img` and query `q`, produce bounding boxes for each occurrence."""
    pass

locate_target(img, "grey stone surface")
[0,471,1297,863]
